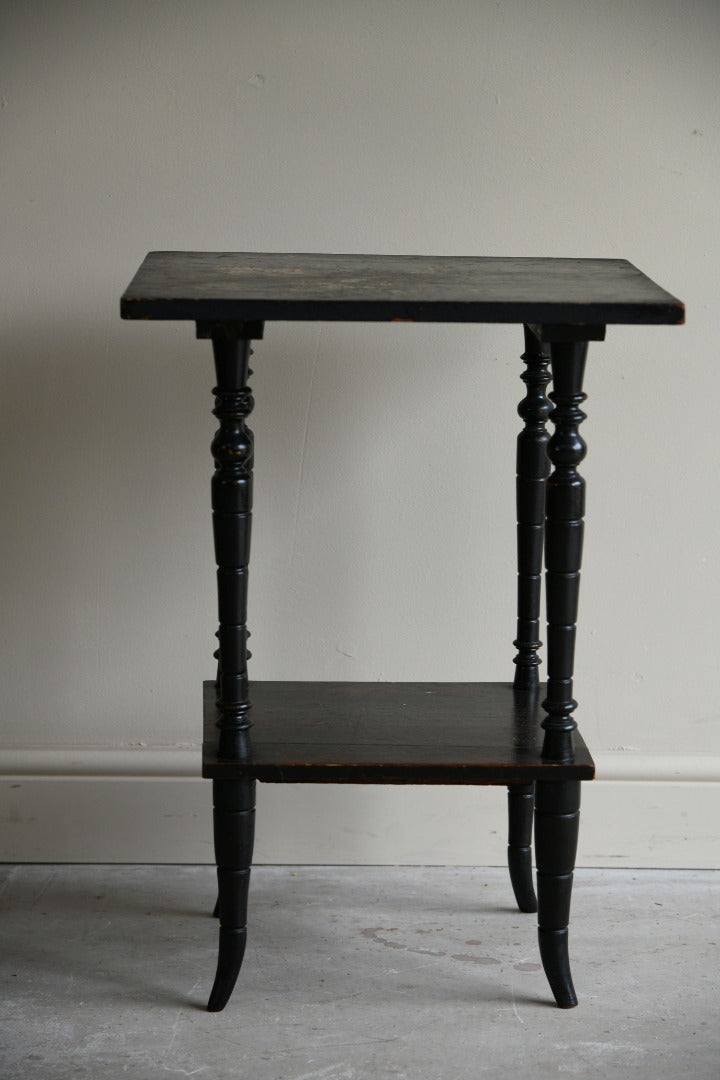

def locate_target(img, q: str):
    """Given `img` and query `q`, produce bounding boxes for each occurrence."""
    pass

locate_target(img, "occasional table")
[121,253,684,1012]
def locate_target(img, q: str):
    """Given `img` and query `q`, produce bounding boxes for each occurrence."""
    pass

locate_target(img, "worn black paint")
[507,782,538,914]
[121,252,684,325]
[513,327,551,692]
[210,328,259,760]
[207,778,255,1013]
[119,252,683,1014]
[535,779,582,1008]
[507,329,554,915]
[202,680,594,783]
[207,325,261,1012]
[541,342,588,762]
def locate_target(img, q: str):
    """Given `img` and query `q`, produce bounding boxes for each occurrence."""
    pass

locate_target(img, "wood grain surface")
[202,681,595,783]
[121,252,684,325]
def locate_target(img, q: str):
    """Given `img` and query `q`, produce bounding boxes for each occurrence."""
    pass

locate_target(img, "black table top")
[121,252,684,326]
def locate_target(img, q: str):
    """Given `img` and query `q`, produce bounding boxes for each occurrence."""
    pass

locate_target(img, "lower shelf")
[202,681,595,784]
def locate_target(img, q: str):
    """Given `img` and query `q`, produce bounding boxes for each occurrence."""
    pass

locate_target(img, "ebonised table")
[121,253,684,1012]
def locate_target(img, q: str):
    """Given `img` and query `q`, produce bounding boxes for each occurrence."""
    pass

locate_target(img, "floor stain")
[362,928,499,966]
[450,953,501,966]
[361,928,406,950]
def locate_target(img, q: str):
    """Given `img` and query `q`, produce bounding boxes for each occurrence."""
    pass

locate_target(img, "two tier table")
[121,253,684,1012]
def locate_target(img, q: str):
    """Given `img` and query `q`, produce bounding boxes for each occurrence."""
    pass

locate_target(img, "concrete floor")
[1,866,718,1079]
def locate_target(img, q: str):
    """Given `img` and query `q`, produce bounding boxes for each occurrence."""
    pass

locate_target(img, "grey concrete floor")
[1,866,718,1079]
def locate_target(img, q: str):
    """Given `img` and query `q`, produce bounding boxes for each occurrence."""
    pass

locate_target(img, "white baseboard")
[2,748,719,867]
[4,748,720,782]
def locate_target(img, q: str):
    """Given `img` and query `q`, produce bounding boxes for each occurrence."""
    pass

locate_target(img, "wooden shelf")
[202,681,595,784]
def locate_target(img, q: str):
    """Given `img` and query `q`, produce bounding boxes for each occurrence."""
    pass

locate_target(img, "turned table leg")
[513,326,551,693]
[507,783,538,914]
[208,778,255,1012]
[535,778,581,1008]
[198,320,262,1012]
[508,326,551,912]
[535,336,589,1008]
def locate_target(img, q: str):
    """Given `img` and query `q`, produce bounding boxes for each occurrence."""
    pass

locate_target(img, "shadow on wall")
[247,320,513,683]
[0,316,215,745]
[0,315,510,748]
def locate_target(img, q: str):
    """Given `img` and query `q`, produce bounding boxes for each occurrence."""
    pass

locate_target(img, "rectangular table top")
[121,252,684,326]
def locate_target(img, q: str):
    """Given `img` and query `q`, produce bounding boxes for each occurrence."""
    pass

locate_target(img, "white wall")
[1,0,719,865]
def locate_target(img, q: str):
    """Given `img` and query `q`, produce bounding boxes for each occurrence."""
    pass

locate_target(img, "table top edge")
[120,252,685,326]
